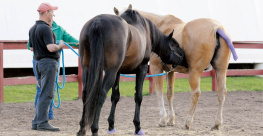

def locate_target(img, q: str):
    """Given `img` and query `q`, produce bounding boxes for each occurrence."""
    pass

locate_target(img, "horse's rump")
[80,15,131,69]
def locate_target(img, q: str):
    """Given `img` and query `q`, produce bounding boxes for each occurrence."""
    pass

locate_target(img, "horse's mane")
[120,9,147,29]
[121,8,173,58]
[145,18,172,57]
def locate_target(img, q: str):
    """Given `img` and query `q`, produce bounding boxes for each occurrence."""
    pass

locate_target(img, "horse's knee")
[98,90,107,105]
[217,84,227,100]
[192,88,201,95]
[191,89,201,101]
[134,93,143,104]
[166,87,173,98]
[220,87,227,97]
[221,85,227,95]
[111,91,120,103]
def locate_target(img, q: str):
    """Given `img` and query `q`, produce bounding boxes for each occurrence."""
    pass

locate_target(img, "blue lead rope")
[52,41,77,108]
[120,73,166,78]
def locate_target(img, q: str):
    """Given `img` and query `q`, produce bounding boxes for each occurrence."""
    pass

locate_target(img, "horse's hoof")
[107,128,117,134]
[77,131,85,136]
[185,124,190,130]
[158,117,167,127]
[167,121,175,126]
[211,124,221,130]
[185,120,192,130]
[135,129,145,135]
[185,123,192,130]
[158,123,166,127]
[92,132,98,136]
[167,117,175,126]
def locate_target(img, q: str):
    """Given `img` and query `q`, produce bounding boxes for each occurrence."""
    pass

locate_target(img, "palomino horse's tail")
[84,19,105,127]
[213,26,238,61]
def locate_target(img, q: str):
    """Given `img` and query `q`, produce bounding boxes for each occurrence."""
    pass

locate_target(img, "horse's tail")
[213,26,238,61]
[84,19,104,127]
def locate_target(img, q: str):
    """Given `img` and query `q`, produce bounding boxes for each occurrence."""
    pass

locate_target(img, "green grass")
[3,76,263,103]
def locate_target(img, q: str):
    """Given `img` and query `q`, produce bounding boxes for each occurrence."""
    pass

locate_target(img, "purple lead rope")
[216,29,238,61]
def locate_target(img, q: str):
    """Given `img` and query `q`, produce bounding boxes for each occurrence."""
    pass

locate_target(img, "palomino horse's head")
[114,4,185,68]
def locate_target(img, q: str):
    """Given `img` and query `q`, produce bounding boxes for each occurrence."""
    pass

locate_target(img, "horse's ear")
[114,7,119,16]
[128,4,132,10]
[168,29,174,40]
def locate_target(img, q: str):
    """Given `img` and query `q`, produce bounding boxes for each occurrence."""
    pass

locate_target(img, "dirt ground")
[0,91,262,136]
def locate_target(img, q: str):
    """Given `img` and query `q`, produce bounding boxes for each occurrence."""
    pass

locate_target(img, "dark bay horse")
[77,5,185,136]
[137,11,238,130]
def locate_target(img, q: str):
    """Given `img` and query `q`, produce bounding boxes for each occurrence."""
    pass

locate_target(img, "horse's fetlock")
[91,126,99,134]
[108,117,114,124]
[133,119,140,126]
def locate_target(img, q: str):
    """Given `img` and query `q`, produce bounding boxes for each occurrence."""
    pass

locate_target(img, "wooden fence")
[0,40,263,103]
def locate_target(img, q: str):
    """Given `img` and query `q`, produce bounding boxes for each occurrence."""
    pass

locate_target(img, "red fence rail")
[0,41,263,103]
[0,40,83,103]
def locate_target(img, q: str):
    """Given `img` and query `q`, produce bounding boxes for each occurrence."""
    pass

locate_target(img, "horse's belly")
[119,57,143,73]
[119,38,149,73]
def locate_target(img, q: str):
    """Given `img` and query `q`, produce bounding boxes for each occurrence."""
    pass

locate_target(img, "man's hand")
[58,40,66,49]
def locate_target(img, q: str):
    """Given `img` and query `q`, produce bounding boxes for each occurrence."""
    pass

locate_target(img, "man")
[28,20,79,120]
[29,3,65,131]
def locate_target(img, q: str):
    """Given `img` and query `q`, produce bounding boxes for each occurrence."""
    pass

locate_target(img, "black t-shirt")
[29,20,59,61]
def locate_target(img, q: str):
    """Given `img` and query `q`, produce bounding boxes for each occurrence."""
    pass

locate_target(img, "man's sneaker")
[32,124,37,130]
[37,123,60,131]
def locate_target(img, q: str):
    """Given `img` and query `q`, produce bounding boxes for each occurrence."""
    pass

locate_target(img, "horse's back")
[80,14,129,45]
[79,14,130,69]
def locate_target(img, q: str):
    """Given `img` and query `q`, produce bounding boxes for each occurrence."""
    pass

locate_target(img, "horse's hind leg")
[211,38,231,130]
[90,69,118,136]
[185,70,202,129]
[150,58,167,127]
[77,68,88,136]
[154,75,167,127]
[211,68,227,130]
[166,72,175,126]
[107,74,120,133]
[133,64,148,134]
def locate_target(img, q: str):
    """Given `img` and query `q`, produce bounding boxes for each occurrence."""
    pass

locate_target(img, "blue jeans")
[32,58,58,126]
[33,58,55,119]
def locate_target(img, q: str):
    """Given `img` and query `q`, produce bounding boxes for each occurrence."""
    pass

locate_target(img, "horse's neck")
[158,15,184,34]
[138,11,162,26]
[146,19,167,55]
[138,11,184,33]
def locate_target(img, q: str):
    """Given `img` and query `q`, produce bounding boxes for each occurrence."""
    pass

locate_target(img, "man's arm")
[43,25,65,52]
[61,28,79,47]
[47,40,65,52]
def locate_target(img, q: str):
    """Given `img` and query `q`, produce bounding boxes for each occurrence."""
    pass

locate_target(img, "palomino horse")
[138,11,238,130]
[77,5,185,136]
